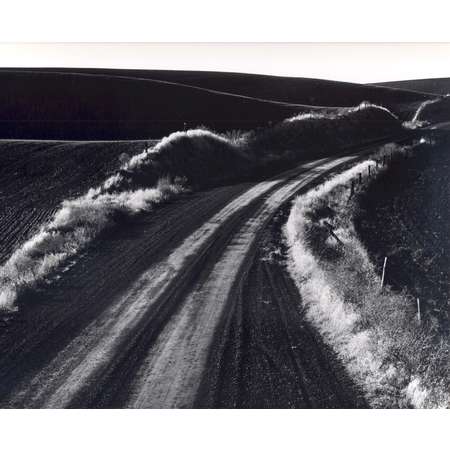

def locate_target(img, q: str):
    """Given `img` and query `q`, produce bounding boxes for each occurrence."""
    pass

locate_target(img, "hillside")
[0,69,433,140]
[372,78,450,96]
[0,70,303,140]
[356,133,450,332]
[1,68,432,106]
[415,96,450,123]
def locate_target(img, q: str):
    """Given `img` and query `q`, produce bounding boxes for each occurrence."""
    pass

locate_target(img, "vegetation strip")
[285,140,449,408]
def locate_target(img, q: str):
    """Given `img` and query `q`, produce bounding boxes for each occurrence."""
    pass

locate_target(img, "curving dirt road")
[0,150,373,408]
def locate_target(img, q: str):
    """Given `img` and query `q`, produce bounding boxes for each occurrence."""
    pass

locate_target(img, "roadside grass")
[0,176,186,311]
[115,102,405,192]
[0,102,407,312]
[285,141,449,408]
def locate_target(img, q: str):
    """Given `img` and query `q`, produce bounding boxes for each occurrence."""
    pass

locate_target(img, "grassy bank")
[285,141,449,408]
[121,102,406,191]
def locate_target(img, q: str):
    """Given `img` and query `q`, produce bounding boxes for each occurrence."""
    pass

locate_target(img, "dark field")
[356,131,450,332]
[0,69,433,140]
[374,77,450,96]
[2,67,432,107]
[0,140,147,264]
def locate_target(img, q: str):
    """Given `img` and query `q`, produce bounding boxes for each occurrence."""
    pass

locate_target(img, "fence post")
[417,298,421,324]
[359,173,362,184]
[324,221,343,245]
[380,256,387,289]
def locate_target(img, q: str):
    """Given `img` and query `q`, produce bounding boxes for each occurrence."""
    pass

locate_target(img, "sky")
[1,43,450,84]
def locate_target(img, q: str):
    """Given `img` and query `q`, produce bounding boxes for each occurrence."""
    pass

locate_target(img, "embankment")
[285,141,449,408]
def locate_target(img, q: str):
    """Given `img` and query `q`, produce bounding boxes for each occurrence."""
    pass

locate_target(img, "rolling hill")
[372,78,450,96]
[0,69,434,140]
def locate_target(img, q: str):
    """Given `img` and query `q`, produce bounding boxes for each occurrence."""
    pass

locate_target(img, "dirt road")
[0,151,370,408]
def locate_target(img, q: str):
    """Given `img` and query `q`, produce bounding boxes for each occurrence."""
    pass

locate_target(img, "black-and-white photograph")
[0,39,449,412]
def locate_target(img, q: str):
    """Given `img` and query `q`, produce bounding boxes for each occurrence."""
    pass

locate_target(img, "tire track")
[195,201,368,409]
[0,184,249,407]
[117,156,360,408]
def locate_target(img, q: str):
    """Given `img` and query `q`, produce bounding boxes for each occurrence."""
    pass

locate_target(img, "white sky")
[1,43,450,84]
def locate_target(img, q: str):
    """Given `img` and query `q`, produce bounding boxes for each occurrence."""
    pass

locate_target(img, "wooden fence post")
[324,221,343,245]
[380,257,387,289]
[417,298,421,324]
